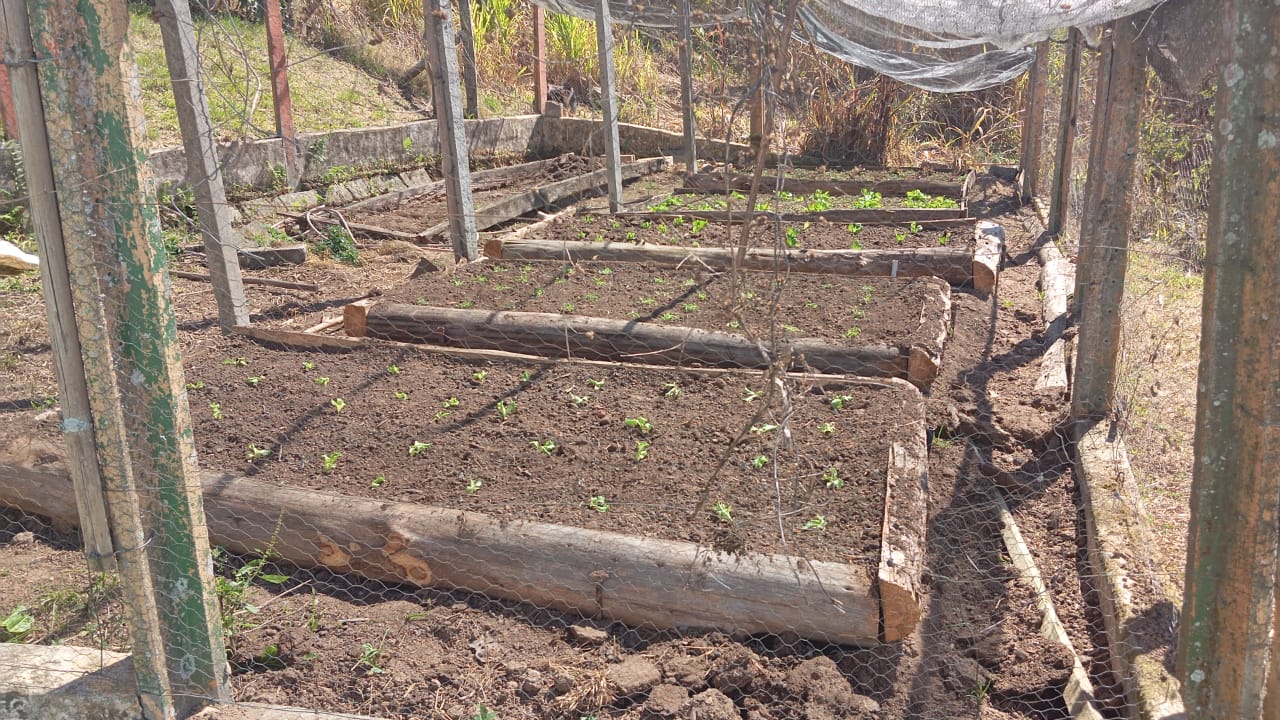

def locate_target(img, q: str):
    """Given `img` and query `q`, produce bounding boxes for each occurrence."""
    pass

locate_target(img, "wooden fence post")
[423,0,478,259]
[456,0,479,118]
[678,0,697,175]
[264,0,298,187]
[1070,18,1147,419]
[1047,28,1083,237]
[593,0,623,212]
[1,0,115,576]
[0,59,17,140]
[1180,1,1280,717]
[1019,42,1049,201]
[532,5,546,114]
[13,0,231,714]
[154,0,249,331]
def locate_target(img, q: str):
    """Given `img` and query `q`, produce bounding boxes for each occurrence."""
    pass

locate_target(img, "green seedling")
[245,375,264,387]
[712,502,733,524]
[301,362,315,371]
[354,642,384,674]
[223,357,247,366]
[783,324,801,333]
[830,394,853,411]
[682,302,699,313]
[408,441,432,457]
[562,302,576,313]
[185,380,205,390]
[939,232,951,246]
[624,416,654,434]
[909,221,923,234]
[743,388,763,402]
[330,398,346,413]
[660,312,679,321]
[804,301,819,310]
[805,189,833,212]
[785,226,801,247]
[321,452,340,473]
[598,267,613,275]
[846,222,863,235]
[371,475,386,489]
[443,397,460,408]
[894,230,908,244]
[662,382,682,398]
[314,376,330,386]
[386,364,401,375]
[520,370,534,382]
[247,444,270,461]
[586,378,606,390]
[750,423,779,434]
[844,327,862,338]
[0,606,34,642]
[588,495,610,513]
[903,189,959,209]
[210,402,223,421]
[465,478,483,494]
[818,422,836,434]
[634,440,651,461]
[532,288,545,298]
[496,398,518,420]
[531,440,556,456]
[567,390,591,406]
[394,391,409,401]
[822,467,844,489]
[458,300,476,309]
[691,218,708,234]
[803,515,829,531]
[853,188,883,208]
[750,455,769,470]
[471,704,498,720]
[471,370,488,384]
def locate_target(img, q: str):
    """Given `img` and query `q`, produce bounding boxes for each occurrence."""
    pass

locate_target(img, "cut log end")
[878,576,920,643]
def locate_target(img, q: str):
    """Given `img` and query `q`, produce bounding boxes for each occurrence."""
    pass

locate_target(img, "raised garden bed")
[137,338,927,644]
[686,164,975,200]
[368,259,951,387]
[518,211,973,252]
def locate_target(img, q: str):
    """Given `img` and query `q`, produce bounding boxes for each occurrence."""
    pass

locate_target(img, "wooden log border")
[972,221,1004,295]
[1036,236,1074,396]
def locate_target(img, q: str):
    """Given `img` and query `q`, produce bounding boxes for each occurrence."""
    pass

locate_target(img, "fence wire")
[0,2,1203,720]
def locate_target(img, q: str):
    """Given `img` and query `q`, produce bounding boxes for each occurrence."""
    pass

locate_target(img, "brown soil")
[0,171,1122,720]
[650,191,958,214]
[378,260,949,357]
[520,213,970,252]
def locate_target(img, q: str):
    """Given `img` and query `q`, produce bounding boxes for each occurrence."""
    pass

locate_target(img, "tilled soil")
[0,170,1122,720]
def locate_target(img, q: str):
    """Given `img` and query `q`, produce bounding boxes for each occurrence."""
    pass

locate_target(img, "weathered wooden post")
[264,0,299,187]
[1018,42,1049,202]
[1,0,115,575]
[456,0,479,118]
[532,5,547,114]
[1179,1,1280,717]
[678,0,697,175]
[154,0,250,330]
[1047,28,1083,237]
[593,0,624,212]
[423,0,479,259]
[0,59,17,140]
[1070,18,1147,419]
[9,0,231,714]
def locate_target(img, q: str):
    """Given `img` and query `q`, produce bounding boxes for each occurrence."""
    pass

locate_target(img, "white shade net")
[527,0,1166,91]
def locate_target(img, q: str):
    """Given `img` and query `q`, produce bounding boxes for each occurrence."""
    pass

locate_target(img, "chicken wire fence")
[0,1,1203,720]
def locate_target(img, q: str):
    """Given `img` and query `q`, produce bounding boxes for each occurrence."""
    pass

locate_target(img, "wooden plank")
[339,156,565,214]
[1,0,114,572]
[277,210,421,241]
[1076,421,1186,720]
[972,220,1004,295]
[1071,19,1148,419]
[419,156,668,241]
[233,324,365,351]
[486,237,975,286]
[993,490,1104,720]
[1048,28,1084,237]
[1181,3,1280,717]
[684,171,968,199]
[593,0,623,212]
[358,302,909,378]
[423,0,479,260]
[1019,42,1049,201]
[171,270,319,292]
[456,0,478,119]
[16,0,231,710]
[0,455,882,647]
[1035,239,1074,395]
[183,242,309,268]
[302,316,344,334]
[154,0,249,330]
[879,439,928,642]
